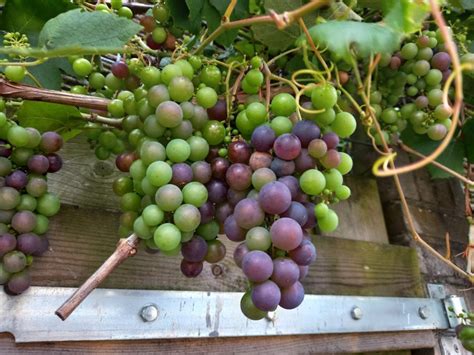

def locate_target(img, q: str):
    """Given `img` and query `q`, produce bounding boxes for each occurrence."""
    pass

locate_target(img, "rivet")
[418,306,430,319]
[351,306,362,320]
[140,304,159,322]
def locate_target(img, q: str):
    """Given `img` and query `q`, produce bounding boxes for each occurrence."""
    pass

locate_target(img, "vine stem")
[193,0,330,54]
[80,112,123,128]
[372,0,464,178]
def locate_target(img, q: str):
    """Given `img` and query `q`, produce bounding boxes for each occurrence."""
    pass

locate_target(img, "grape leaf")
[306,21,401,63]
[400,125,465,179]
[16,101,84,140]
[383,0,430,34]
[462,118,474,163]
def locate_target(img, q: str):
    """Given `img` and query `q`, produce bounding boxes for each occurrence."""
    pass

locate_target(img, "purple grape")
[278,176,300,200]
[234,198,265,229]
[292,120,320,147]
[191,161,212,184]
[302,202,316,230]
[242,250,273,282]
[270,217,303,251]
[249,152,272,170]
[258,181,292,215]
[442,69,451,83]
[233,242,249,267]
[2,251,26,273]
[226,163,252,191]
[199,201,215,224]
[27,155,49,174]
[46,153,63,173]
[431,52,451,71]
[0,140,12,157]
[5,170,28,190]
[227,188,247,206]
[16,233,41,255]
[390,56,401,70]
[280,201,308,227]
[6,269,31,294]
[289,239,317,266]
[206,179,228,204]
[39,132,63,153]
[279,281,305,309]
[211,157,230,180]
[181,236,208,262]
[273,133,301,160]
[171,163,193,187]
[251,280,281,312]
[215,202,233,224]
[111,61,130,78]
[322,132,339,150]
[251,125,276,152]
[0,210,14,224]
[271,257,300,288]
[224,214,247,242]
[308,139,327,159]
[0,233,16,257]
[298,265,309,280]
[228,140,251,164]
[270,158,295,177]
[320,149,341,169]
[415,95,429,109]
[205,239,226,263]
[294,149,316,173]
[11,211,37,233]
[32,236,49,256]
[207,99,227,121]
[180,259,203,277]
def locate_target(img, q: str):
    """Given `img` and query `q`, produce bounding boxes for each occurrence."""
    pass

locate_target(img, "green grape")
[370,91,382,104]
[412,60,430,76]
[188,56,202,71]
[406,86,418,96]
[240,291,267,320]
[196,220,219,241]
[118,6,133,19]
[17,194,37,211]
[187,136,209,161]
[161,64,182,85]
[175,60,194,80]
[134,216,152,239]
[245,69,264,87]
[168,76,194,103]
[128,128,145,148]
[113,176,134,196]
[271,93,296,116]
[415,79,426,91]
[427,123,447,140]
[417,47,433,61]
[111,0,122,9]
[147,84,169,108]
[89,72,105,89]
[182,182,208,207]
[314,108,336,126]
[36,193,60,217]
[180,101,195,119]
[160,243,181,256]
[155,184,183,211]
[400,43,418,60]
[141,177,158,196]
[400,103,416,119]
[98,131,117,150]
[146,161,172,187]
[335,185,351,200]
[137,98,154,120]
[105,73,123,91]
[427,88,443,107]
[5,66,26,82]
[235,111,254,137]
[152,4,170,22]
[140,141,166,165]
[439,118,452,130]
[142,204,164,227]
[72,58,93,77]
[95,3,109,11]
[154,223,181,251]
[425,69,442,86]
[0,112,6,127]
[246,226,271,251]
[413,124,428,134]
[199,65,221,89]
[173,204,201,232]
[246,102,267,126]
[241,77,259,94]
[71,85,87,95]
[152,27,167,44]
[299,169,325,195]
[330,112,356,138]
[202,120,225,145]
[250,56,262,69]
[409,111,426,125]
[0,157,12,176]
[120,192,141,211]
[318,209,339,233]
[33,214,49,235]
[140,67,161,88]
[323,169,343,191]
[406,73,417,85]
[196,87,218,109]
[7,126,29,147]
[166,138,191,163]
[156,101,183,128]
[11,147,34,166]
[311,84,337,110]
[381,108,398,124]
[270,116,293,136]
[434,104,453,120]
[314,202,328,219]
[336,152,353,175]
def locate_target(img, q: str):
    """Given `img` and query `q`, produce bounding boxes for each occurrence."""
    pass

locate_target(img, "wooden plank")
[0,331,436,354]
[31,204,423,297]
[48,136,389,243]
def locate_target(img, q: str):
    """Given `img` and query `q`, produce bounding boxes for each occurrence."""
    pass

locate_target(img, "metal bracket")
[0,287,451,343]
[439,334,470,355]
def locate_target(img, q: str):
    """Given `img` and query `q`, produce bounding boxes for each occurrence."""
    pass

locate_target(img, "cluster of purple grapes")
[0,117,63,295]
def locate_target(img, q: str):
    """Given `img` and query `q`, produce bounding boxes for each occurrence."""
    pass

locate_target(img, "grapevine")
[0,2,472,349]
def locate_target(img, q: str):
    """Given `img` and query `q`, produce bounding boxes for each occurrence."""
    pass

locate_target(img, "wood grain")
[0,331,435,354]
[31,205,423,297]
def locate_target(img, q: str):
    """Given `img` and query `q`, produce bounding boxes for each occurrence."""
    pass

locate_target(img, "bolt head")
[140,304,159,322]
[418,306,430,319]
[351,306,362,320]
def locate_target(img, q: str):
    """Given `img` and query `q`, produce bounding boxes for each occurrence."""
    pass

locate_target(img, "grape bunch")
[0,113,63,295]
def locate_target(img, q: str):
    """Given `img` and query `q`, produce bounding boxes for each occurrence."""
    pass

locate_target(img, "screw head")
[140,304,159,322]
[351,306,362,320]
[418,306,430,319]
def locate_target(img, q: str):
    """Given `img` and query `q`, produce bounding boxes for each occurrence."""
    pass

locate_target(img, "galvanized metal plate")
[0,287,449,343]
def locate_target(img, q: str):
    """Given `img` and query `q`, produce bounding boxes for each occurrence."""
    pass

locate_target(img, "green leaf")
[0,0,77,45]
[383,0,430,34]
[306,21,401,63]
[462,118,474,163]
[400,125,465,179]
[25,57,73,90]
[209,0,250,46]
[16,101,84,139]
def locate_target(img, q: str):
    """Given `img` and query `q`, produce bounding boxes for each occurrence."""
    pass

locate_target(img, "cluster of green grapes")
[369,29,455,143]
[0,109,63,295]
